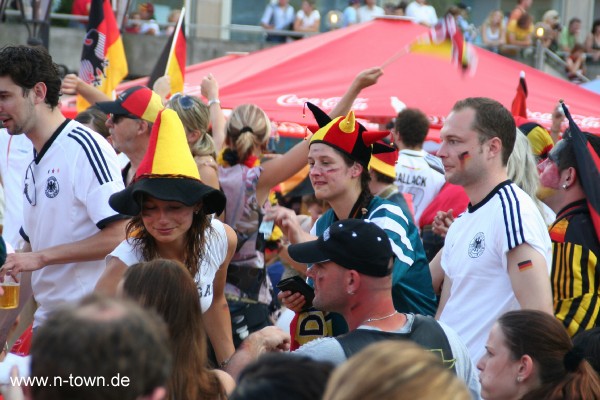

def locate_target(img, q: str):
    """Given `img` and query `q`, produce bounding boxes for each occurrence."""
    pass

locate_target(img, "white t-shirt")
[439,181,552,363]
[296,9,320,30]
[139,20,160,35]
[21,120,125,327]
[394,149,445,226]
[357,5,384,23]
[406,1,438,26]
[0,131,33,249]
[107,218,229,313]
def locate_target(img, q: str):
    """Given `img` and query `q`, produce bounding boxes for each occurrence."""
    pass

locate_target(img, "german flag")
[148,8,186,95]
[409,14,477,74]
[511,71,528,119]
[561,102,600,240]
[77,0,128,112]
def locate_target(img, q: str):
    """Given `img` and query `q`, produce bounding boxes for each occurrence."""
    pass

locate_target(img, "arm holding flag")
[62,73,112,105]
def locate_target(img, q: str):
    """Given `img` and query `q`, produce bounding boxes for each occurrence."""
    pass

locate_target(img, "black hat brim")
[109,177,226,216]
[96,100,130,116]
[288,240,330,265]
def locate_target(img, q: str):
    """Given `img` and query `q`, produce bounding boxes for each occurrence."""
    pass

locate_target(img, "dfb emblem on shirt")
[468,232,485,258]
[45,176,59,198]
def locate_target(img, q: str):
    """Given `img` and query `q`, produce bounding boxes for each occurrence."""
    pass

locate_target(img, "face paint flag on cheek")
[458,151,471,162]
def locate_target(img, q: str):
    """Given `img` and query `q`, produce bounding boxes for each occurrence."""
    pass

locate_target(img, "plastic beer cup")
[0,273,20,309]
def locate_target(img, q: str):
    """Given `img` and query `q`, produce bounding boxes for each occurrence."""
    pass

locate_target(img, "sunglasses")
[109,113,140,124]
[169,92,196,110]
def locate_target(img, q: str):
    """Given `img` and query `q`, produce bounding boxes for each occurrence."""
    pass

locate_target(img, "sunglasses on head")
[169,92,197,110]
[109,113,140,124]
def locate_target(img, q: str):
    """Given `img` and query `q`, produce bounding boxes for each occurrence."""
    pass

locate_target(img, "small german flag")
[517,260,533,271]
[148,7,186,95]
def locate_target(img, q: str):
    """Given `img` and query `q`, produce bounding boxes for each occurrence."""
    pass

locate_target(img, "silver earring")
[562,184,568,190]
[516,376,522,383]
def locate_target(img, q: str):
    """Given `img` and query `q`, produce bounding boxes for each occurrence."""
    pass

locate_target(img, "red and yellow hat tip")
[136,108,199,180]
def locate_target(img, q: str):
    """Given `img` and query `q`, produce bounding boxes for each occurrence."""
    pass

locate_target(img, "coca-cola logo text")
[277,94,369,111]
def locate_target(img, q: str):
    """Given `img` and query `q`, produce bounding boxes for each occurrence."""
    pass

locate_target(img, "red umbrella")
[62,18,600,137]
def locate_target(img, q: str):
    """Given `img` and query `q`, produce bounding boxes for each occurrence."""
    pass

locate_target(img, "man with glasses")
[96,86,164,185]
[0,45,128,341]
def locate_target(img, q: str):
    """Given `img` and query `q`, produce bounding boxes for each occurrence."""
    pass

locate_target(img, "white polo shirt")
[406,1,438,26]
[21,120,125,327]
[439,181,551,362]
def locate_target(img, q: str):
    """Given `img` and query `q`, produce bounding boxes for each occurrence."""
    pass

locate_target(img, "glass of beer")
[0,273,20,309]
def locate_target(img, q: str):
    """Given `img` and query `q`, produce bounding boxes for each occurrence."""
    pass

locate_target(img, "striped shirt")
[440,180,551,362]
[550,200,600,336]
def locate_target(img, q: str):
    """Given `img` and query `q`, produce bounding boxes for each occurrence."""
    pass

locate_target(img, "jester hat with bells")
[307,102,389,168]
[109,109,226,216]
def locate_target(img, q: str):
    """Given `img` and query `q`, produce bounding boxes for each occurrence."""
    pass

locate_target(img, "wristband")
[219,356,231,369]
[208,98,221,107]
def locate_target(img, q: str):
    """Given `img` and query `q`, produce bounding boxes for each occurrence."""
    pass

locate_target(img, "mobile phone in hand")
[276,276,315,311]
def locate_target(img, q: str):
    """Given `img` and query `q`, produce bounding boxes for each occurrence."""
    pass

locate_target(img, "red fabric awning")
[61,18,600,137]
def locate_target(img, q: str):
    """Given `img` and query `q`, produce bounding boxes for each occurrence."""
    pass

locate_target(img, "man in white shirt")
[432,97,553,363]
[406,0,438,27]
[0,46,127,338]
[357,0,384,23]
[392,108,445,227]
[261,0,295,43]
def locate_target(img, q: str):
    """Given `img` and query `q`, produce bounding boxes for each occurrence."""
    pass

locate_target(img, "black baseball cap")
[288,219,393,277]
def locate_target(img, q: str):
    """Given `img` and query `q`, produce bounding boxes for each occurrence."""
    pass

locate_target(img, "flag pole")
[381,45,410,69]
[165,7,185,77]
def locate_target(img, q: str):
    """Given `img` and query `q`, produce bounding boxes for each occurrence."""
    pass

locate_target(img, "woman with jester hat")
[212,68,384,348]
[537,127,600,337]
[95,109,237,369]
[267,98,437,348]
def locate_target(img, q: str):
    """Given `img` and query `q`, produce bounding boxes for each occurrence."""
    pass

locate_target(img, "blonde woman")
[159,73,225,190]
[481,10,506,53]
[323,340,471,400]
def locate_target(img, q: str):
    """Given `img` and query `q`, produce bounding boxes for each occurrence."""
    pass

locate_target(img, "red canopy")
[62,18,600,137]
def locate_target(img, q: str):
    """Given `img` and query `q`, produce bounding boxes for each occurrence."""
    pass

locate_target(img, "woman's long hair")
[499,310,600,400]
[123,259,225,400]
[126,196,213,277]
[507,130,545,217]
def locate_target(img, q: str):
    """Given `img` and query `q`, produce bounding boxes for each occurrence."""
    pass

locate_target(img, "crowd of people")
[257,0,597,83]
[37,0,600,84]
[0,29,599,400]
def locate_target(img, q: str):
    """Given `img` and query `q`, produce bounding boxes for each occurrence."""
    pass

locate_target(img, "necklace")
[364,310,399,323]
